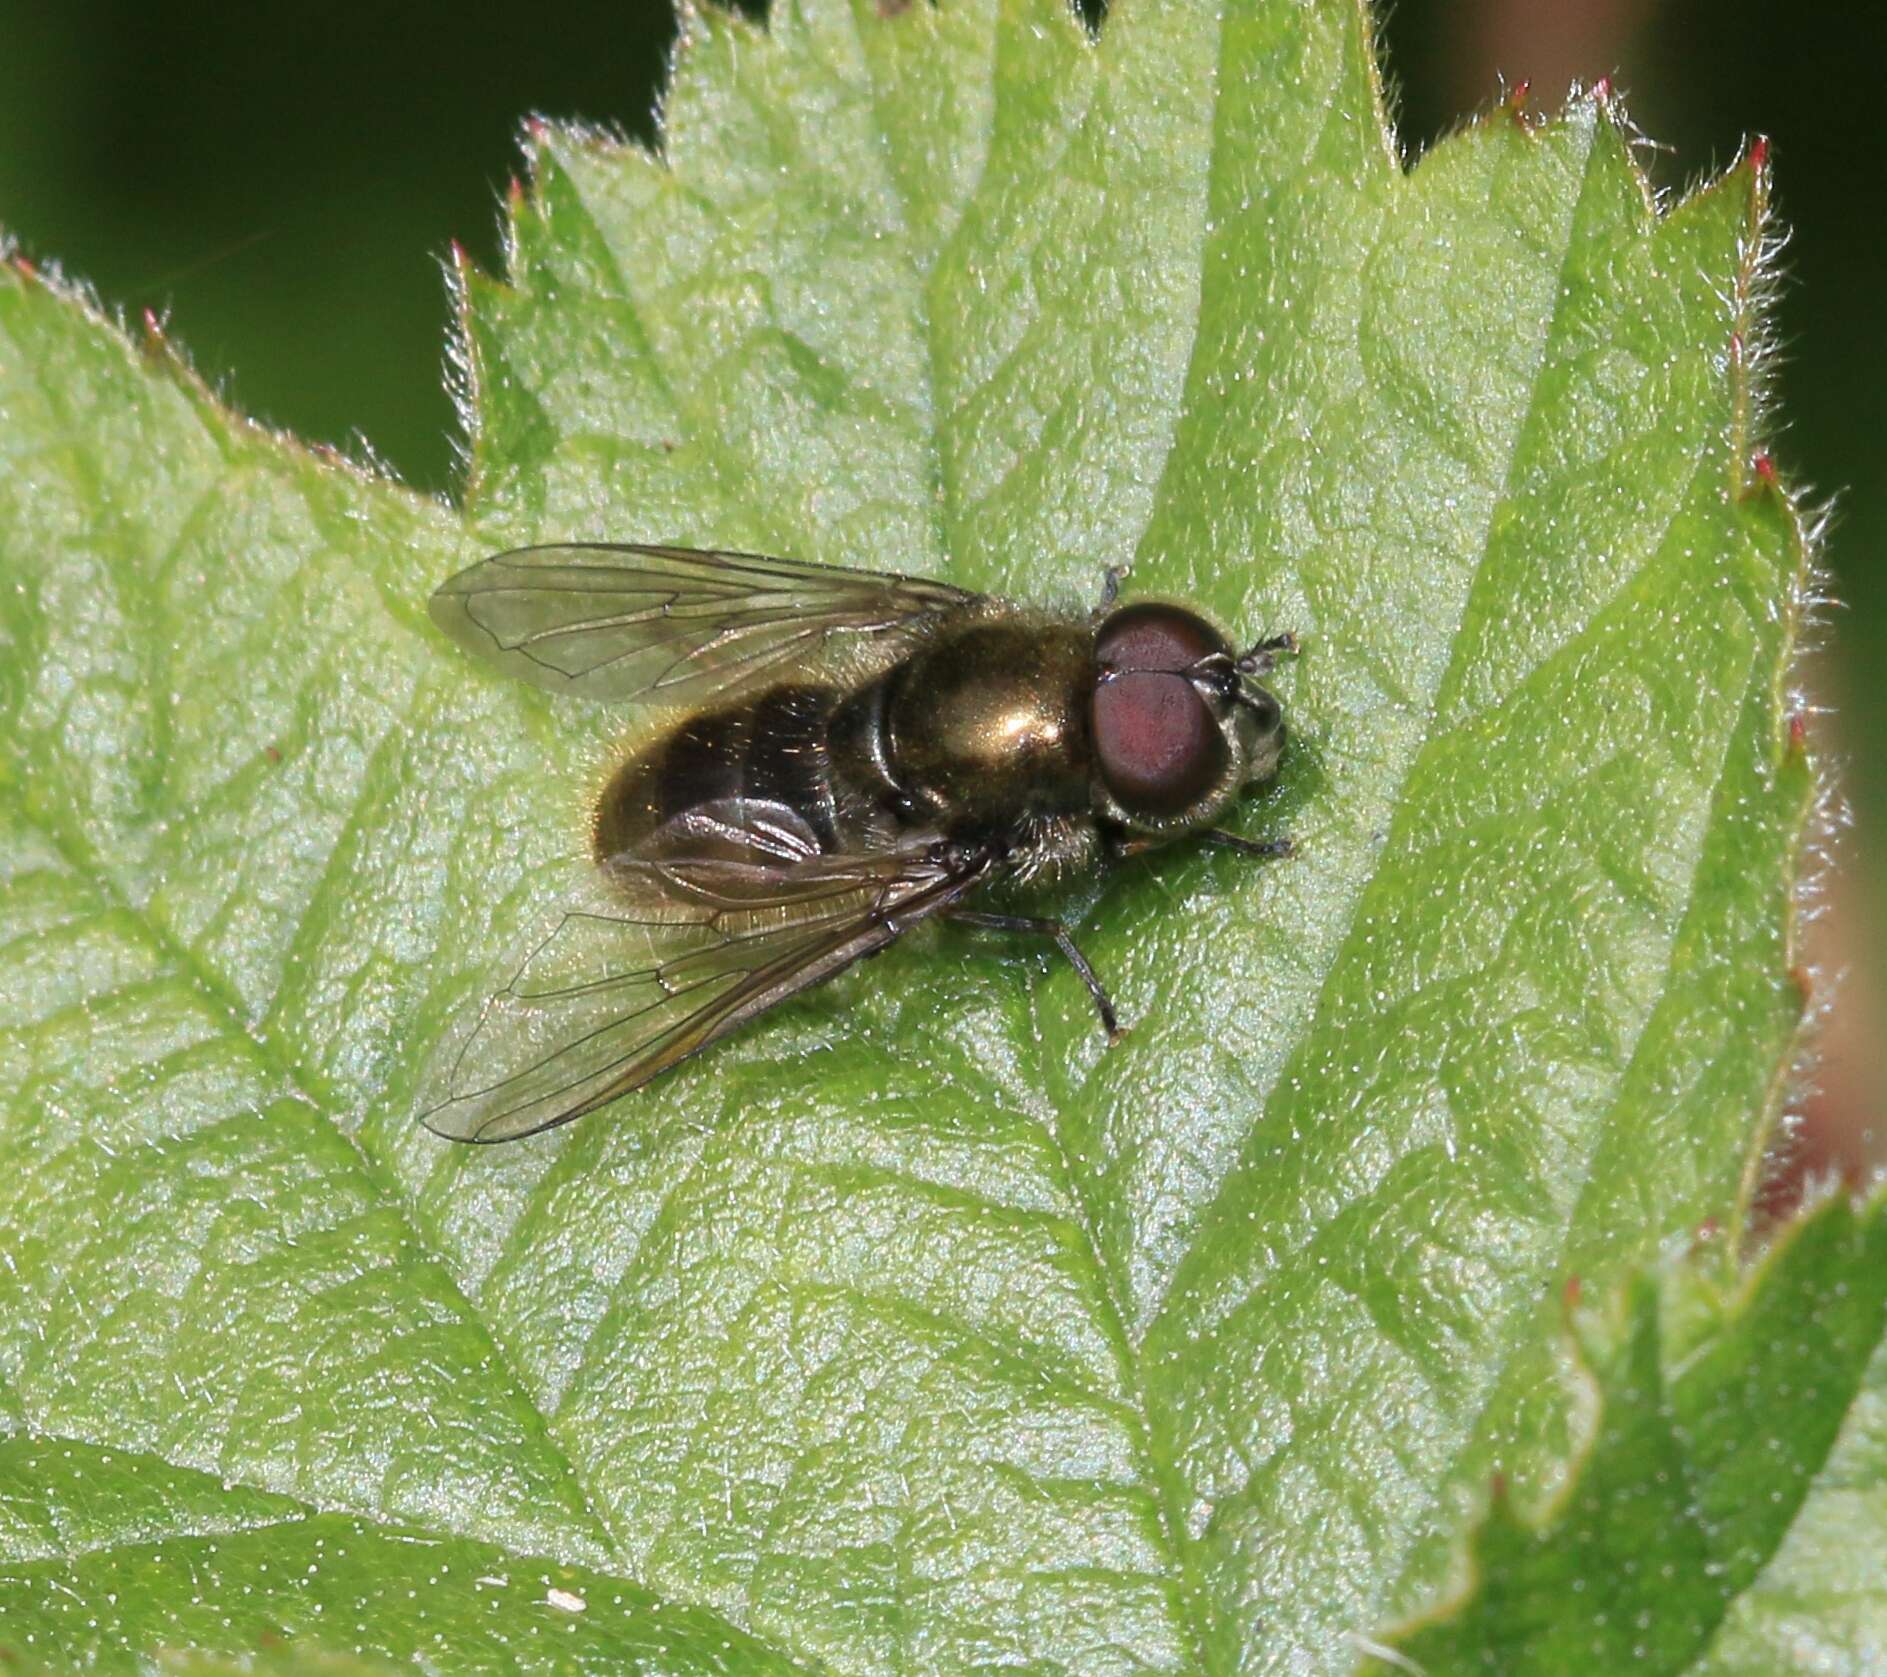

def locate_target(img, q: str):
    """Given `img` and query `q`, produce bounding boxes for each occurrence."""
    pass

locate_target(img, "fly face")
[1088,602,1289,838]
[421,543,1293,1142]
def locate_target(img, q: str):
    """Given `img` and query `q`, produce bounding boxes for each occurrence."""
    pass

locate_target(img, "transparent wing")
[420,806,993,1143]
[429,542,980,705]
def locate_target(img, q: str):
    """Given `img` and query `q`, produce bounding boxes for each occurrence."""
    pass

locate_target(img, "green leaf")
[0,1,1813,1672]
[0,1433,787,1673]
[14,1648,406,1677]
[1360,1192,1887,1676]
[148,1655,404,1677]
[1700,1251,1887,1674]
[149,1656,405,1677]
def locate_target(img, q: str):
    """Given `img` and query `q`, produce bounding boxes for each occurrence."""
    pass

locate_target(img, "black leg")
[1199,830,1295,860]
[1096,565,1125,613]
[1112,829,1295,863]
[945,909,1121,1040]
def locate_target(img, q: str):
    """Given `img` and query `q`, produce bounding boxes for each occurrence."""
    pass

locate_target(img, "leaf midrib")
[876,4,1233,1668]
[836,12,1624,1668]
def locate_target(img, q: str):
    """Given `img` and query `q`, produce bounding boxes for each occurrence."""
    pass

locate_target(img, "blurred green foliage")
[0,0,1877,841]
[0,2,671,488]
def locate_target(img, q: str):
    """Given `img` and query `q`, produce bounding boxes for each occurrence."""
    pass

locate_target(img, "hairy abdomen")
[593,684,856,862]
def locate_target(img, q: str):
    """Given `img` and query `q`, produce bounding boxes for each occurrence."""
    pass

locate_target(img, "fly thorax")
[885,622,1093,823]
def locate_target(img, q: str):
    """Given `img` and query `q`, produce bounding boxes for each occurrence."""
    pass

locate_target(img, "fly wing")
[429,542,980,706]
[420,808,993,1143]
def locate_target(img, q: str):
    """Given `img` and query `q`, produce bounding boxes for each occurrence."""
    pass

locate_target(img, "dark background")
[1,0,1876,1185]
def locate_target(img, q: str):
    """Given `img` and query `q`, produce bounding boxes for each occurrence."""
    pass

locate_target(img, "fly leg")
[944,910,1122,1042]
[1109,830,1294,862]
[1199,830,1295,860]
[1095,565,1126,614]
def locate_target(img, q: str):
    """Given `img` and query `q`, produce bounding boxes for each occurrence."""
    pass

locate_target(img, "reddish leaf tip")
[1591,74,1614,102]
[1749,135,1770,173]
[139,307,171,359]
[1788,712,1809,753]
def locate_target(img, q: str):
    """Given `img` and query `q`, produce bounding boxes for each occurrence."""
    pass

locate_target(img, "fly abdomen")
[743,686,842,849]
[593,684,843,862]
[827,673,911,815]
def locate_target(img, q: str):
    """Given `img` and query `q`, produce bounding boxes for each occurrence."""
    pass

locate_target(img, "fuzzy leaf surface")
[0,0,1810,1670]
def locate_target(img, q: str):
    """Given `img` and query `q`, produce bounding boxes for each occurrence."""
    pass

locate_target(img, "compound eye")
[1096,602,1229,674]
[1092,670,1227,817]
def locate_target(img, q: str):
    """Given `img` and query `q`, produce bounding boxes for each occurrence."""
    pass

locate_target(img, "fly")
[421,544,1295,1141]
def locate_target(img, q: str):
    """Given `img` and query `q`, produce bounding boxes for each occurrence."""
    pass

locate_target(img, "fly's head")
[1089,601,1289,841]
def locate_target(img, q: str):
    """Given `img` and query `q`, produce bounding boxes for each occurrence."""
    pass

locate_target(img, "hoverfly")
[421,544,1294,1142]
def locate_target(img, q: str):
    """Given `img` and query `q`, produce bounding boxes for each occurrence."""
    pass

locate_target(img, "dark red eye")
[1091,602,1234,816]
[1092,670,1226,816]
[1094,602,1230,674]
